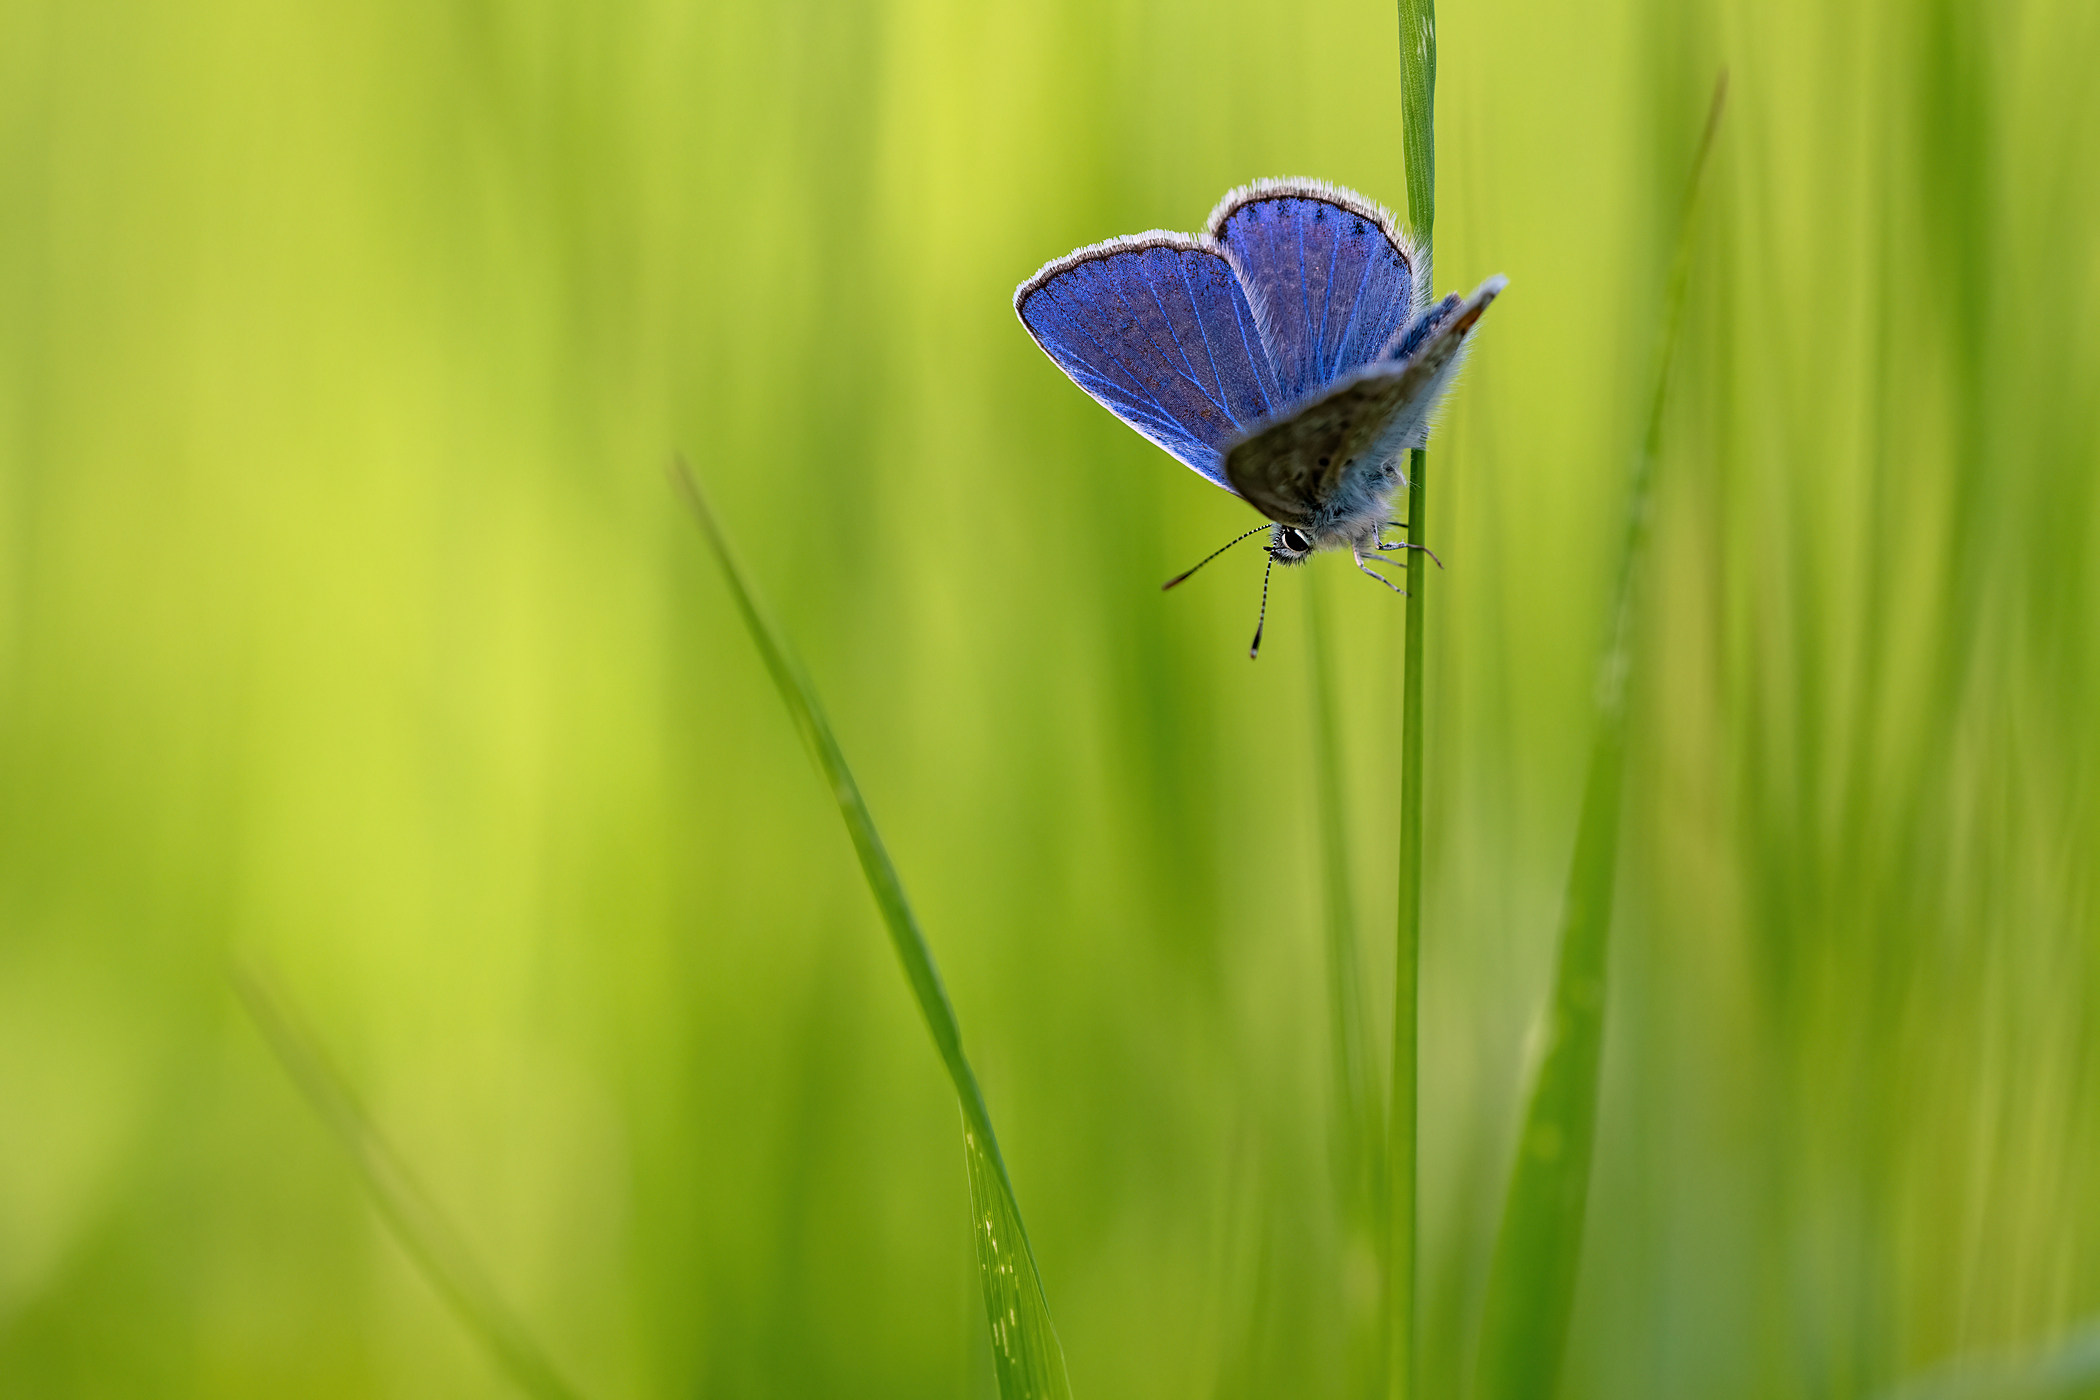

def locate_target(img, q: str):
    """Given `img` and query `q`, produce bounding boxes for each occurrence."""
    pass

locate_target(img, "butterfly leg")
[1353,547,1408,595]
[1378,521,1444,567]
[1376,538,1445,569]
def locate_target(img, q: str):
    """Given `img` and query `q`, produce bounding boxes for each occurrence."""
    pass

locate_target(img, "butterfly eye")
[1281,528,1312,554]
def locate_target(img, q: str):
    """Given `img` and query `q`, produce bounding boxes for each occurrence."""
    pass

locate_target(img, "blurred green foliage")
[0,0,2097,1397]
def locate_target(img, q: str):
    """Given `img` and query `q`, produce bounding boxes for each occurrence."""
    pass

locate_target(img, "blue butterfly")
[1015,178,1505,655]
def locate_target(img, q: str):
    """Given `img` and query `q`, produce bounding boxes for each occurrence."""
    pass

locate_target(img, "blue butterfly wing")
[1206,181,1423,402]
[1015,236,1283,491]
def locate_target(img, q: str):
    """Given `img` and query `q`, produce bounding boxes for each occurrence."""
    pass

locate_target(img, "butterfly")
[1014,178,1505,656]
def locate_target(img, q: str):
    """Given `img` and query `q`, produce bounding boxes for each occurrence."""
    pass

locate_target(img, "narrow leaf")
[671,462,1072,1400]
[1396,0,1436,248]
[1388,0,1437,1392]
[1387,446,1429,1400]
[232,968,588,1400]
[1471,75,1728,1400]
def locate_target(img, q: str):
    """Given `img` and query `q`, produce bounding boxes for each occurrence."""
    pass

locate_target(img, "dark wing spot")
[1318,456,1331,466]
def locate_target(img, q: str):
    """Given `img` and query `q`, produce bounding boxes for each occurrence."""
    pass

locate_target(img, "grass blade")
[1388,440,1428,1400]
[1397,0,1436,247]
[231,968,587,1400]
[671,462,1072,1400]
[1470,75,1727,1400]
[1389,0,1436,1395]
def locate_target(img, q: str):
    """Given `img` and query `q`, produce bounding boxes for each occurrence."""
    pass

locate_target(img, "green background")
[3,0,2097,1395]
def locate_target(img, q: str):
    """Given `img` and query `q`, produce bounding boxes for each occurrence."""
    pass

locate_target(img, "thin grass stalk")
[1470,76,1727,1400]
[231,968,588,1400]
[671,462,1071,1400]
[1388,0,1436,1395]
[1388,445,1427,1400]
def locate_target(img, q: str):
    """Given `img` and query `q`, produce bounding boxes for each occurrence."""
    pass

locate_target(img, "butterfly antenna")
[1162,524,1271,590]
[1249,555,1276,660]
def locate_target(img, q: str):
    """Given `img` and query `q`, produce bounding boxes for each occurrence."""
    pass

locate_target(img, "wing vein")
[1139,275,1232,421]
[1041,285,1183,431]
[1296,214,1312,392]
[1232,284,1277,418]
[1316,223,1340,384]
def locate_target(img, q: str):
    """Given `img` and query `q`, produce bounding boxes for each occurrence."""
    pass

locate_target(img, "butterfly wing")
[1206,180,1425,402]
[1225,277,1506,527]
[1015,235,1284,491]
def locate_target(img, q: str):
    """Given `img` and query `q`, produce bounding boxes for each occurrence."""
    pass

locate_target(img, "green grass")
[1,0,2098,1397]
[232,970,588,1400]
[673,465,1069,1400]
[1389,5,1437,1396]
[1471,77,1727,1400]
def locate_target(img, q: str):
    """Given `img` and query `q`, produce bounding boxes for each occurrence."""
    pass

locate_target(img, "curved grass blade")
[231,967,588,1400]
[670,461,1072,1400]
[1388,0,1437,1395]
[1471,75,1728,1400]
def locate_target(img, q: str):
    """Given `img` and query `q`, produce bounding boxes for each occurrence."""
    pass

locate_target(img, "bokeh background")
[4,0,2099,1395]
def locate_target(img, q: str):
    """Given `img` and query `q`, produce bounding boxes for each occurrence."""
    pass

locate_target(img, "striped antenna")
[1162,524,1271,590]
[1249,554,1276,660]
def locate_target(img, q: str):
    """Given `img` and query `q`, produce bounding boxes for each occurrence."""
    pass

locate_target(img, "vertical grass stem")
[1390,446,1429,1400]
[1389,0,1437,1394]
